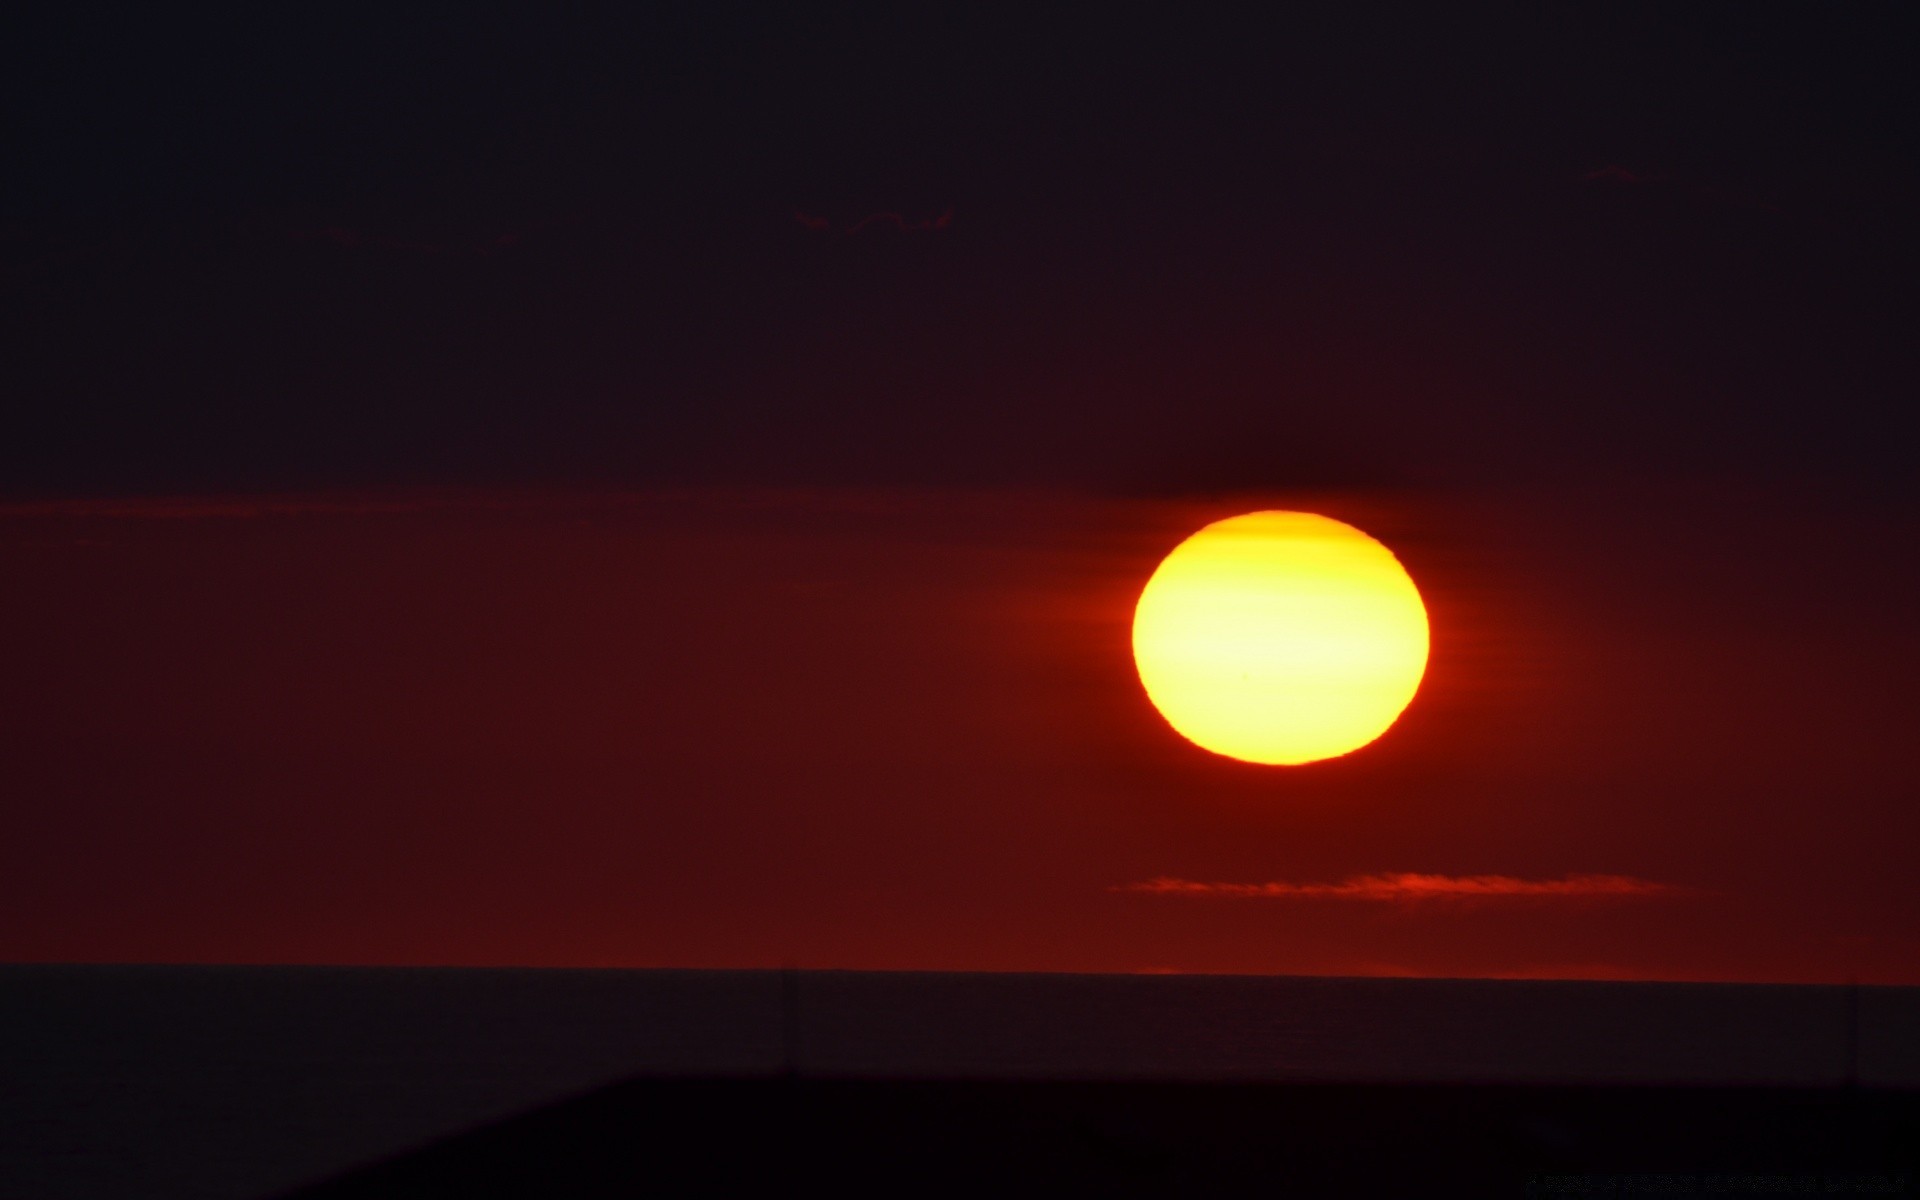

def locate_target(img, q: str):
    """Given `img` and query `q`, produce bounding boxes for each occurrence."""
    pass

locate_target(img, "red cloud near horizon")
[1116,873,1684,902]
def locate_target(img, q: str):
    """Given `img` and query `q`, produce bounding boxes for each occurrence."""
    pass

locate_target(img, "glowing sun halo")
[1131,511,1430,765]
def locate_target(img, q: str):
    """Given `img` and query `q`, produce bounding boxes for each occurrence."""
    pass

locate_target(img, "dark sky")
[2,6,1916,981]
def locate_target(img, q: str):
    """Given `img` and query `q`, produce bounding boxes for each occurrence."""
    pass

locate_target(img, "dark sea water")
[3,965,1917,1199]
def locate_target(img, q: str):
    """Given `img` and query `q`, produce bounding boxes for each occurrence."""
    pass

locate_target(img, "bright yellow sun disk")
[1131,511,1429,765]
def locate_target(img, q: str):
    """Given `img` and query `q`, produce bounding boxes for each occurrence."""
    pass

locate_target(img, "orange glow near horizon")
[1131,511,1430,765]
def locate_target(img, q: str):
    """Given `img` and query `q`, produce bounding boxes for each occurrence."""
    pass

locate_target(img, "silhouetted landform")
[285,1077,1919,1198]
[5,966,1918,1198]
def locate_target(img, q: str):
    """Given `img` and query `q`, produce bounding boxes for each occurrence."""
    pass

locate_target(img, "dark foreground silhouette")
[285,1077,1917,1198]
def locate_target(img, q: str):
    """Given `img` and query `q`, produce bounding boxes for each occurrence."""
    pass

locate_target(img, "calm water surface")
[3,966,1916,1199]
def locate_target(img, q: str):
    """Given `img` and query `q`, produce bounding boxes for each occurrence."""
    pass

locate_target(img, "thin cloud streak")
[1117,873,1685,902]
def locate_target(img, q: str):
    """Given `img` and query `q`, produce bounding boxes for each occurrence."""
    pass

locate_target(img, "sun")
[1131,511,1429,765]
